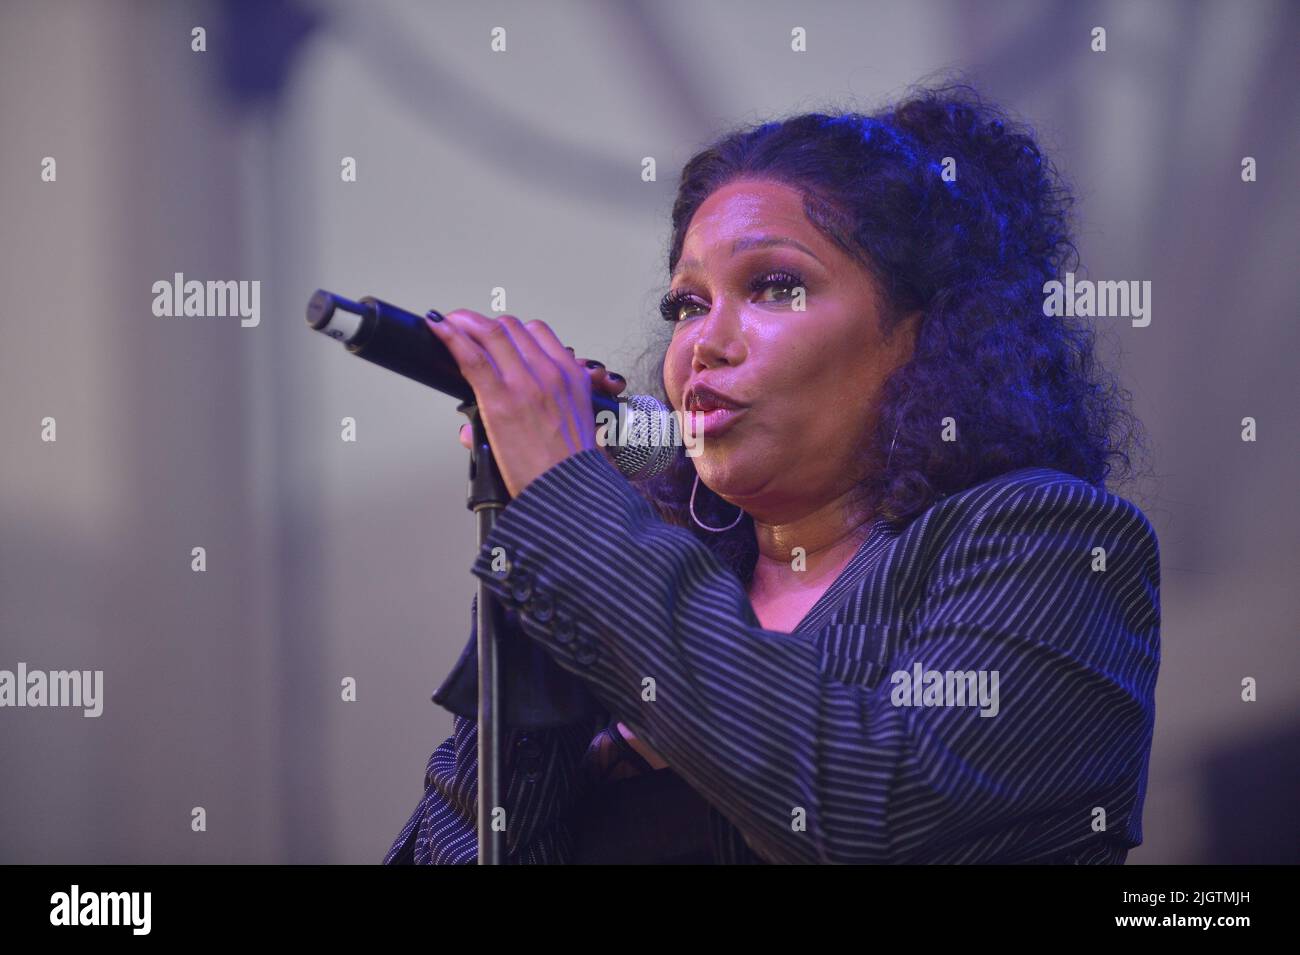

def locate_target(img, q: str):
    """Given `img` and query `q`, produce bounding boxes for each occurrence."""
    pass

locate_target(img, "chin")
[692,446,769,504]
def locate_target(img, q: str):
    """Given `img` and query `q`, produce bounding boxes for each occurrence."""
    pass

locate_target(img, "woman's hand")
[617,721,669,770]
[428,310,626,498]
[456,351,626,451]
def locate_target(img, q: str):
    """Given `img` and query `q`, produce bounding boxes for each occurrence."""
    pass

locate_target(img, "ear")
[889,307,923,343]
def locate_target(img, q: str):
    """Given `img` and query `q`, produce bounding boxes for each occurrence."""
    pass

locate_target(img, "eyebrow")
[672,235,822,279]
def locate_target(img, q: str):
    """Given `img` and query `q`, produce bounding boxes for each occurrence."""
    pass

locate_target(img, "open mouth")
[685,405,745,438]
[683,384,745,414]
[682,383,748,439]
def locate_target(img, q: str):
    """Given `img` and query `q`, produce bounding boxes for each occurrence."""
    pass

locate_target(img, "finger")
[562,345,593,381]
[443,312,556,399]
[575,356,610,388]
[498,315,570,384]
[575,357,627,397]
[604,370,627,395]
[425,311,505,401]
[453,313,589,453]
[517,315,598,446]
[458,422,471,450]
[522,320,593,399]
[495,315,592,452]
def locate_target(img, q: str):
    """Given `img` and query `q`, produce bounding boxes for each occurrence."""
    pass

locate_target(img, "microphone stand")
[304,290,615,863]
[460,400,509,866]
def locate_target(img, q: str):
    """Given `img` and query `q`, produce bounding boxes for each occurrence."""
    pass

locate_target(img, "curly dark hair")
[632,81,1145,587]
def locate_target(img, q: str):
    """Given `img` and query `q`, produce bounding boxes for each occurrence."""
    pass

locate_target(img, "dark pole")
[460,401,509,865]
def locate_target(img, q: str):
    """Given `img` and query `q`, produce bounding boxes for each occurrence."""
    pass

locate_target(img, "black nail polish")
[585,360,604,369]
[426,310,443,322]
[607,372,624,382]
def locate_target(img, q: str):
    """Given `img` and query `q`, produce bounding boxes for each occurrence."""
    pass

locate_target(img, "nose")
[690,301,747,374]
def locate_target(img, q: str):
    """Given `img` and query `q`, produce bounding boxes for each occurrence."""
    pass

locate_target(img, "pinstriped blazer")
[385,449,1160,864]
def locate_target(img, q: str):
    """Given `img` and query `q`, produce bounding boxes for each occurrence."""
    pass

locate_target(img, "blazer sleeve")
[470,448,1161,864]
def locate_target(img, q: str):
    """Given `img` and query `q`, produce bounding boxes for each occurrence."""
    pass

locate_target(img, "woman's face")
[662,177,918,522]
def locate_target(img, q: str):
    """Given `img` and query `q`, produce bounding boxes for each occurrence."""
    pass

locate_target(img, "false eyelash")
[658,269,806,322]
[658,287,697,323]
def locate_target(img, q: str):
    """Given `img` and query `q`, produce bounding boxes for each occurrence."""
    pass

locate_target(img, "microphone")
[305,289,683,481]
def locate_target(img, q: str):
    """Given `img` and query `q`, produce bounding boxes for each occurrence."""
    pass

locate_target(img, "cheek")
[662,335,691,405]
[781,318,882,422]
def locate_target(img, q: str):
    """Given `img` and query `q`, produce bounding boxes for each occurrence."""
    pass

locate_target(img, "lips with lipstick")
[683,383,748,438]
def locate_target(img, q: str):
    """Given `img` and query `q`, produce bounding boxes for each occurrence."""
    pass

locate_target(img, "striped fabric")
[386,449,1160,864]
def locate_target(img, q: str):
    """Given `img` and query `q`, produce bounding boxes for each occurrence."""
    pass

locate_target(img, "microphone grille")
[604,394,682,482]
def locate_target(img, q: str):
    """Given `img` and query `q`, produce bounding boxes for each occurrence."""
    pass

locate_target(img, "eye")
[658,269,807,323]
[658,287,704,323]
[751,270,805,305]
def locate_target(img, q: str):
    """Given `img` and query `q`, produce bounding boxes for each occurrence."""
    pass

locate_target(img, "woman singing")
[385,83,1159,865]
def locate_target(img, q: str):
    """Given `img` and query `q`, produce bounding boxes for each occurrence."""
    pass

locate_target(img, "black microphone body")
[306,289,680,480]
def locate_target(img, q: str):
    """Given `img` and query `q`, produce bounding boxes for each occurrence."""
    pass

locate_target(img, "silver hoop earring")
[885,421,903,470]
[884,384,915,471]
[690,473,745,532]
